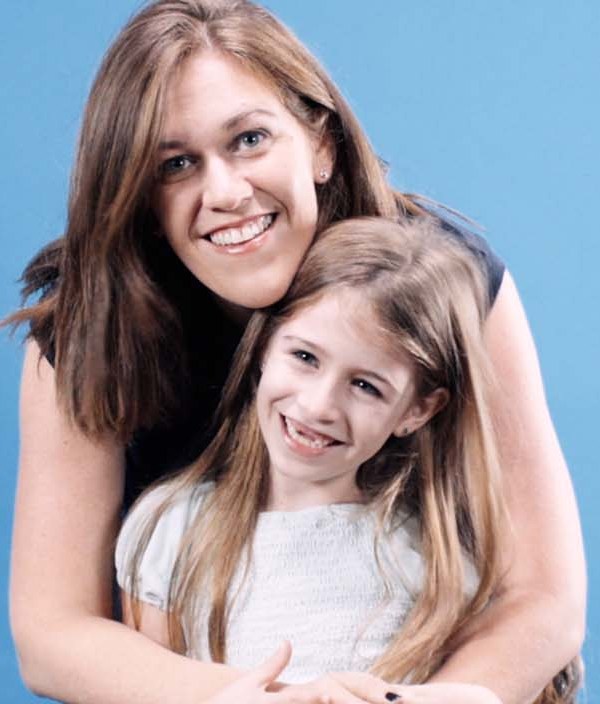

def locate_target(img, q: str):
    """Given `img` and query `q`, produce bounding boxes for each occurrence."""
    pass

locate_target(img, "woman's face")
[153,51,331,309]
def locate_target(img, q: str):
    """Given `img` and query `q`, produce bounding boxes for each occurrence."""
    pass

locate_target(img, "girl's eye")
[292,349,318,367]
[233,130,267,152]
[158,155,196,181]
[352,378,383,398]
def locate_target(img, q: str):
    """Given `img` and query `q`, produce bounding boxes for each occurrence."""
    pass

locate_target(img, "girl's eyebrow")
[158,109,277,151]
[282,334,321,351]
[158,139,187,151]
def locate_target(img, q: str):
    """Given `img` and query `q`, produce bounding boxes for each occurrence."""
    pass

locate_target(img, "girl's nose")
[297,377,342,426]
[202,158,253,211]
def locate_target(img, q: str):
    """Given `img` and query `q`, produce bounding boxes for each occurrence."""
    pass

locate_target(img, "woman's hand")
[207,642,398,704]
[390,683,502,704]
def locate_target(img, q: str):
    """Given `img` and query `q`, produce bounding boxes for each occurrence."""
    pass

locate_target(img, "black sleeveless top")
[39,222,504,512]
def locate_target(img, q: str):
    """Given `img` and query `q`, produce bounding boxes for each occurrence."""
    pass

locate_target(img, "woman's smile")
[203,213,276,249]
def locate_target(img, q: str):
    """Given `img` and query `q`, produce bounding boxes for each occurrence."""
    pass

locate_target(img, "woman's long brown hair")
[124,217,582,700]
[6,0,421,441]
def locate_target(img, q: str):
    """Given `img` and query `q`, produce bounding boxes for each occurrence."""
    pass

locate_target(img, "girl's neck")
[264,475,365,512]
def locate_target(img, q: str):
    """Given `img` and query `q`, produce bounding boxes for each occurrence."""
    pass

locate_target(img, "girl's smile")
[281,414,344,455]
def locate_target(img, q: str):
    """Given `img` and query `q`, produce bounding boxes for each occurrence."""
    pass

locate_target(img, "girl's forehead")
[279,288,404,359]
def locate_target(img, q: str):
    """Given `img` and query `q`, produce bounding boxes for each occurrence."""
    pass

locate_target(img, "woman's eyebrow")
[223,108,277,131]
[158,109,277,151]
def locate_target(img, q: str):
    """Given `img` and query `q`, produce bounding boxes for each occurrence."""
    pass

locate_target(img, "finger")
[330,671,399,704]
[250,641,293,688]
[327,677,376,704]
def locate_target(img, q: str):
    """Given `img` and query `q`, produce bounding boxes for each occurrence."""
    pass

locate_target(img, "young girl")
[115,217,581,704]
[8,1,584,703]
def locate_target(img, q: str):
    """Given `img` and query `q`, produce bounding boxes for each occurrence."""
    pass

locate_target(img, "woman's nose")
[202,158,252,211]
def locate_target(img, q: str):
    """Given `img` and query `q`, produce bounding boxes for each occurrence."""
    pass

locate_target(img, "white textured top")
[115,482,478,683]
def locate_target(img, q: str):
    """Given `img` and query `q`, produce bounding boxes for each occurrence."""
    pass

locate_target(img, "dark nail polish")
[385,694,401,702]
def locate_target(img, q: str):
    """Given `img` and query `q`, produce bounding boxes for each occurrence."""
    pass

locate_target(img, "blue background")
[1,1,598,701]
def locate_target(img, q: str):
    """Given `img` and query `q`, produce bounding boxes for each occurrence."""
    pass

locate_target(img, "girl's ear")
[392,387,450,438]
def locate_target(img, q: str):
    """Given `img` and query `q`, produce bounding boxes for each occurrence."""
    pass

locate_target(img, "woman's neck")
[212,293,254,326]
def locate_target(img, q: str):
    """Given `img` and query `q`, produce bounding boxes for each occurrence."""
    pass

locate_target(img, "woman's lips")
[204,213,276,249]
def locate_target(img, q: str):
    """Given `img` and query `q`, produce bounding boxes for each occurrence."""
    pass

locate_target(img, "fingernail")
[385,694,401,702]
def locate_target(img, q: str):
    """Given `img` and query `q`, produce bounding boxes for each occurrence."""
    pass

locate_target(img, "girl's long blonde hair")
[127,216,581,701]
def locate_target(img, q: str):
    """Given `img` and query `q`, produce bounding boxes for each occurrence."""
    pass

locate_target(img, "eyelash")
[232,129,269,152]
[290,350,383,398]
[157,129,269,181]
[158,154,197,180]
[292,349,318,367]
[352,378,383,398]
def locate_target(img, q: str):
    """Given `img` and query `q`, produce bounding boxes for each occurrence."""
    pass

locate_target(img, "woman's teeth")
[209,214,274,246]
[284,416,336,449]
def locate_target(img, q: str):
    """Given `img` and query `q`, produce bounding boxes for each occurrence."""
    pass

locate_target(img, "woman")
[8,1,585,703]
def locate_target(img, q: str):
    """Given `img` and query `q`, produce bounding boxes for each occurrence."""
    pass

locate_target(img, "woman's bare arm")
[10,340,243,704]
[427,272,586,703]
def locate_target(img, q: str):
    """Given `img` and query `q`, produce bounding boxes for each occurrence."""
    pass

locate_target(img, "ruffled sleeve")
[115,481,212,610]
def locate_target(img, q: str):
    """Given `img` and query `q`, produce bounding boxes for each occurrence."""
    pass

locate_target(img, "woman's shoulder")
[441,219,505,305]
[409,204,506,306]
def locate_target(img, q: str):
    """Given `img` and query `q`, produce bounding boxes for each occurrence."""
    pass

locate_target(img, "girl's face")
[153,51,331,309]
[256,290,441,511]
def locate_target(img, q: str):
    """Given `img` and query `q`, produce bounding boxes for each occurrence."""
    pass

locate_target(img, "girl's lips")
[280,414,342,457]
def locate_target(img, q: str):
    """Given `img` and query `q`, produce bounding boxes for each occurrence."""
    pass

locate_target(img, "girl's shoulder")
[384,508,479,597]
[115,480,214,608]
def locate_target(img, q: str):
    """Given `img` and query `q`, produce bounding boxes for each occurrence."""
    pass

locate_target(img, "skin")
[11,48,585,704]
[255,290,445,511]
[153,52,332,310]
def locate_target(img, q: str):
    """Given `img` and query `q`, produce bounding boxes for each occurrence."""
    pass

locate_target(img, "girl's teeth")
[209,214,274,246]
[284,417,334,449]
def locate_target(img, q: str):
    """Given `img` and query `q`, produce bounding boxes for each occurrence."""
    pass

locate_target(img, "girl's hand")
[206,643,397,703]
[390,682,503,704]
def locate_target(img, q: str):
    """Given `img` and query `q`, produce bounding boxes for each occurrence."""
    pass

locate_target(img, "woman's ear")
[393,387,450,438]
[313,128,335,184]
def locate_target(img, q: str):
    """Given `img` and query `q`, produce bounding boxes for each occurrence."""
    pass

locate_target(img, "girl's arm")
[10,341,244,704]
[426,272,586,703]
[121,591,406,704]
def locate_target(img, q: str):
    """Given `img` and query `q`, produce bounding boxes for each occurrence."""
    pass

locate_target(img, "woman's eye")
[158,155,195,180]
[352,378,383,398]
[292,349,318,367]
[234,130,267,152]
